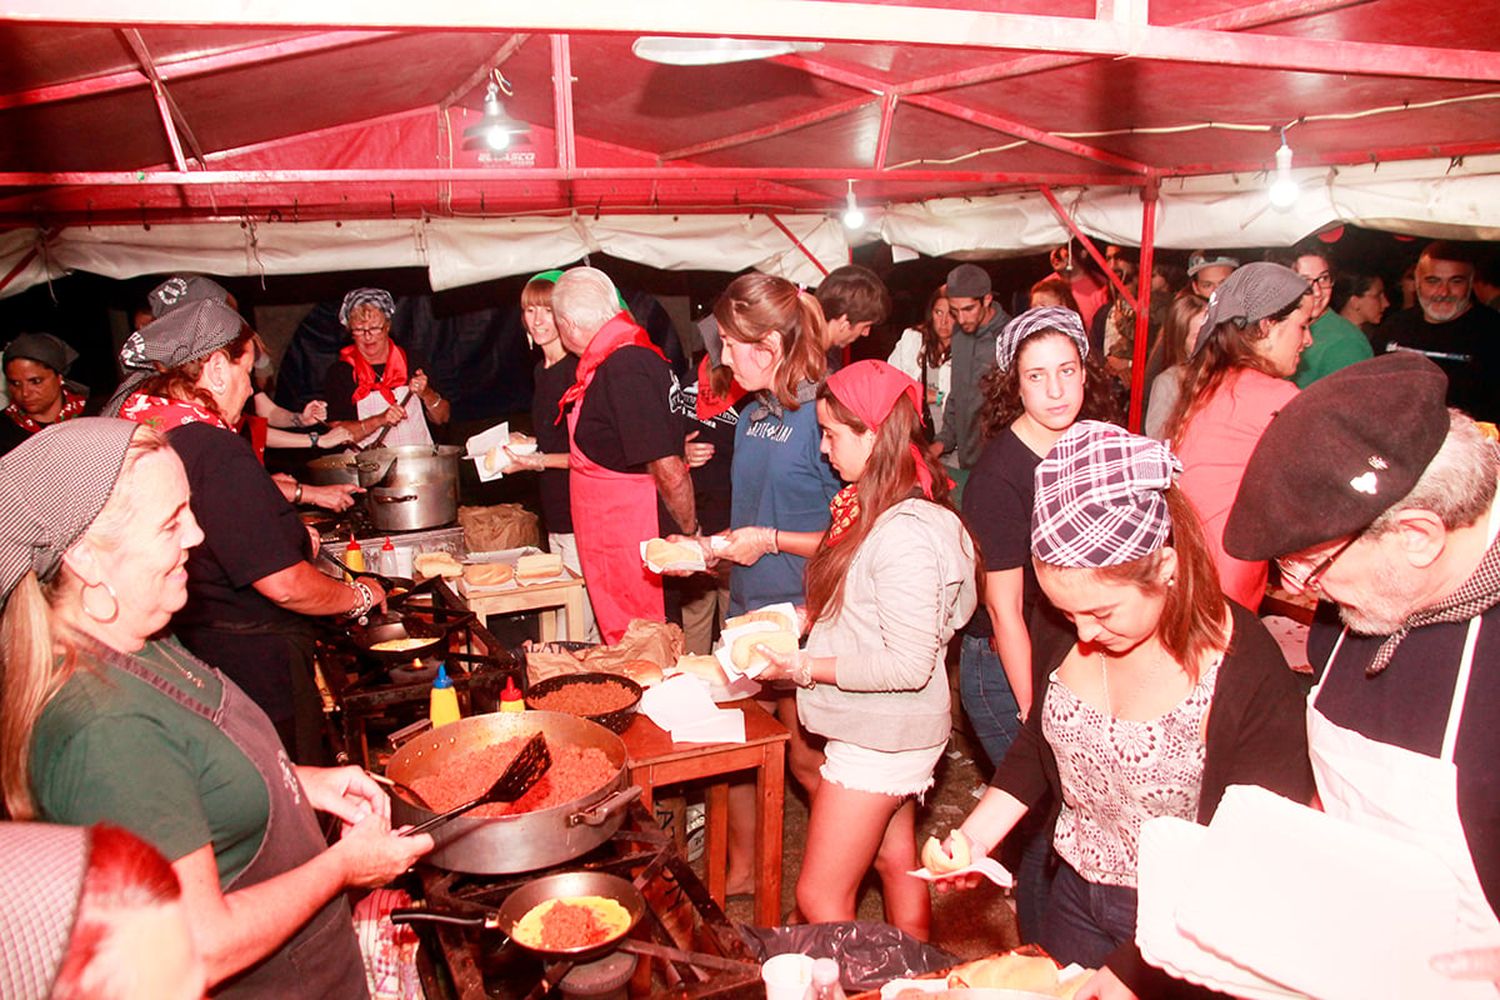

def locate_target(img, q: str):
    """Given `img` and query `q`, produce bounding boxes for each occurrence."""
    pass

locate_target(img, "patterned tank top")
[1044,656,1221,887]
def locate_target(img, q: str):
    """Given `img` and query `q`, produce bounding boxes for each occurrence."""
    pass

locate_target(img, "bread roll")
[481,445,506,475]
[463,562,514,588]
[414,551,464,579]
[920,833,971,874]
[613,659,663,687]
[947,953,1059,992]
[673,654,727,686]
[730,630,798,672]
[725,608,797,634]
[644,537,701,566]
[516,552,564,581]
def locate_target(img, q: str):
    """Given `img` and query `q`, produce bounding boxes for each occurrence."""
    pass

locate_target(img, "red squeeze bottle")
[500,676,525,713]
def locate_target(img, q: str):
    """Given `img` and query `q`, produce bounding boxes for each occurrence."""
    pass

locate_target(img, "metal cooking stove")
[410,807,762,999]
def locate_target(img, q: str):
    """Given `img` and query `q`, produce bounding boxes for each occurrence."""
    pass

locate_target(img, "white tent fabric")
[3,155,1496,300]
[0,212,847,299]
[881,154,1500,255]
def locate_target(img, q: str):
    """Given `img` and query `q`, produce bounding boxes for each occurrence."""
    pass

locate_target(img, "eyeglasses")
[349,325,387,338]
[1277,534,1358,592]
[1301,271,1334,288]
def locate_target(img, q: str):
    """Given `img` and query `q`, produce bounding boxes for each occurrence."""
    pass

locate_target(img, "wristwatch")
[309,430,320,448]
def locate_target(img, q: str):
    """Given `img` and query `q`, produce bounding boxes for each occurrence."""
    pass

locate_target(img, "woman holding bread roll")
[754,360,977,942]
[929,422,1311,998]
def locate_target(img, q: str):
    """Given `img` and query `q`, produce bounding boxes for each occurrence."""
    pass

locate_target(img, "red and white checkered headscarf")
[1031,420,1181,568]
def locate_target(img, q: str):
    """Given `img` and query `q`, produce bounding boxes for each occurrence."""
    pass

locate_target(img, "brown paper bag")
[459,503,540,552]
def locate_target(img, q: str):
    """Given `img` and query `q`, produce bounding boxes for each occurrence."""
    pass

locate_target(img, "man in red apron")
[1225,351,1500,990]
[551,267,697,643]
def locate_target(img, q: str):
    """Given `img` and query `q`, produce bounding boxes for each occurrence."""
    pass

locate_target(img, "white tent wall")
[880,154,1500,257]
[0,212,847,300]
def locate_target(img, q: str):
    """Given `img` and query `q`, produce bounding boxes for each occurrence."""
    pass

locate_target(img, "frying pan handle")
[389,907,499,931]
[567,785,643,828]
[387,718,433,751]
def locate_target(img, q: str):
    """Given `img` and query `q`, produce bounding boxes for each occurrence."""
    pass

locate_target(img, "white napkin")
[465,421,511,482]
[639,674,746,744]
[907,855,1014,888]
[715,620,779,680]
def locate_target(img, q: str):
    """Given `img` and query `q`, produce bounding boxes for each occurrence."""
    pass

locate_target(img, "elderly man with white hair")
[551,266,695,642]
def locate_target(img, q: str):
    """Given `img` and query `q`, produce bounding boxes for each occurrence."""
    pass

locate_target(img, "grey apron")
[99,640,368,999]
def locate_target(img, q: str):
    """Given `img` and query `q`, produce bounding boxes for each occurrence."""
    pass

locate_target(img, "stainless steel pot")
[360,444,462,488]
[367,478,457,531]
[305,453,391,489]
[386,711,641,874]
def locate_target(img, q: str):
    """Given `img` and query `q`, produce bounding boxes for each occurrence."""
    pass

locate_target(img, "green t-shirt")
[30,637,269,887]
[1294,311,1374,389]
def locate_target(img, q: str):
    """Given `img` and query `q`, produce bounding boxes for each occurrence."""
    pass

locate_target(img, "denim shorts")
[820,739,946,799]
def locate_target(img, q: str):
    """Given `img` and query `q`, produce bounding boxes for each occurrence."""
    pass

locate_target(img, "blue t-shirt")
[728,395,842,614]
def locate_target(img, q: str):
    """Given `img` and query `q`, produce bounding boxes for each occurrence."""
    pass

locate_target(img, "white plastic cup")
[761,953,815,1000]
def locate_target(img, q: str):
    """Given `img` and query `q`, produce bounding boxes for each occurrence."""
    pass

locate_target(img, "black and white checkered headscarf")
[0,418,139,602]
[339,288,396,327]
[0,823,91,1000]
[995,306,1090,372]
[102,299,246,417]
[1032,420,1181,568]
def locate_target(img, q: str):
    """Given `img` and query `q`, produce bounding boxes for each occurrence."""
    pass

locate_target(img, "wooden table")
[620,698,790,927]
[459,570,590,641]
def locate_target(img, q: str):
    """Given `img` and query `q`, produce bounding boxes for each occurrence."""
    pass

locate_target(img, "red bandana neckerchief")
[556,312,666,425]
[695,355,747,421]
[119,391,233,433]
[340,342,409,407]
[824,485,862,547]
[4,388,87,434]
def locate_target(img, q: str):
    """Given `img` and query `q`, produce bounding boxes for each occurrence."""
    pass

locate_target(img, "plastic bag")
[739,920,957,993]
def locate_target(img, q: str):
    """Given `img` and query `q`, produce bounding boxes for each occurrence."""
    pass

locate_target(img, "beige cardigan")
[798,498,978,753]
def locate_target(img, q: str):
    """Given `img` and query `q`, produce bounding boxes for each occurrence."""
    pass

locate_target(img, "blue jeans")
[1040,862,1139,968]
[959,634,1022,768]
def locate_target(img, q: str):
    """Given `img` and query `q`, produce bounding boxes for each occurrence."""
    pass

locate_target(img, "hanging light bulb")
[1268,130,1299,210]
[842,180,866,229]
[463,79,530,154]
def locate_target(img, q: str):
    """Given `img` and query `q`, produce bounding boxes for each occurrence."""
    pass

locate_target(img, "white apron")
[354,385,431,449]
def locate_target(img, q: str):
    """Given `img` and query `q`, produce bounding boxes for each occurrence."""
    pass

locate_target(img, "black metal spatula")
[404,733,551,836]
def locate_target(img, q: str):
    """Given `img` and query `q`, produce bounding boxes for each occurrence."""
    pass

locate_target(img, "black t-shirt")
[532,355,579,534]
[961,428,1044,638]
[672,377,741,536]
[167,422,313,721]
[1375,304,1500,422]
[323,344,435,421]
[1309,605,1500,919]
[0,413,32,456]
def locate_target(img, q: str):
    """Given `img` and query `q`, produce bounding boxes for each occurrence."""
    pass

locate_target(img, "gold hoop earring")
[81,580,120,624]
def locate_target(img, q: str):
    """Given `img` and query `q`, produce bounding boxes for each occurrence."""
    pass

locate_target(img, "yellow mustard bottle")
[344,534,365,578]
[428,663,462,728]
[499,676,525,713]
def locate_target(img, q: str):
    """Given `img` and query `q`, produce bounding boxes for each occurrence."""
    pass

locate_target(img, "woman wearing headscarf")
[930,421,1312,999]
[0,333,91,456]
[755,359,977,942]
[0,419,430,999]
[107,300,388,762]
[1164,263,1313,609]
[324,288,449,448]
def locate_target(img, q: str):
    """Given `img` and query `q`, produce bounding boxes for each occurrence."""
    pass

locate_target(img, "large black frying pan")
[349,613,447,664]
[389,870,646,962]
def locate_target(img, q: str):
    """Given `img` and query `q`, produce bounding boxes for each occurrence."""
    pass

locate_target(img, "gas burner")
[413,816,762,999]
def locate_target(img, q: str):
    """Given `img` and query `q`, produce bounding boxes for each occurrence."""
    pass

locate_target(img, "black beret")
[1224,352,1450,561]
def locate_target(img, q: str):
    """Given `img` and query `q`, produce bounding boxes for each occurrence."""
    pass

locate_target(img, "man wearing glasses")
[1269,244,1372,389]
[1225,351,1500,988]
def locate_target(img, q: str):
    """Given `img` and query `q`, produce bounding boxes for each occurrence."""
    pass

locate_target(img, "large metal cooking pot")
[305,453,391,489]
[367,479,457,532]
[386,711,641,874]
[361,444,462,488]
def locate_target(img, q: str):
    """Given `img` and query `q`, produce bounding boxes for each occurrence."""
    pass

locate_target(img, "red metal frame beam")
[119,29,190,171]
[0,166,1147,186]
[1128,183,1158,433]
[904,93,1150,174]
[1038,184,1137,311]
[765,213,831,277]
[1160,138,1500,177]
[550,34,576,174]
[661,96,875,162]
[0,30,399,111]
[11,3,1498,83]
[890,0,1374,96]
[872,93,897,171]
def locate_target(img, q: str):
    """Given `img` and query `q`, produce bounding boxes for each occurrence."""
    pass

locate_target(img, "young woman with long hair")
[1165,262,1312,610]
[1141,293,1208,440]
[932,421,1312,999]
[887,285,954,438]
[755,360,977,941]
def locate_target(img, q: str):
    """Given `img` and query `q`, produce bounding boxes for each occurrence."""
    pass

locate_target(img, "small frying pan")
[350,613,446,664]
[390,870,646,962]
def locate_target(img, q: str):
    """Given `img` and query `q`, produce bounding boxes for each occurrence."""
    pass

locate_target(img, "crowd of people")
[0,235,1497,998]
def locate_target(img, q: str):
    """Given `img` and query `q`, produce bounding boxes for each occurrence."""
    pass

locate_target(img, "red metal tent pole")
[1038,184,1138,311]
[550,34,576,174]
[766,213,831,278]
[1128,181,1159,434]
